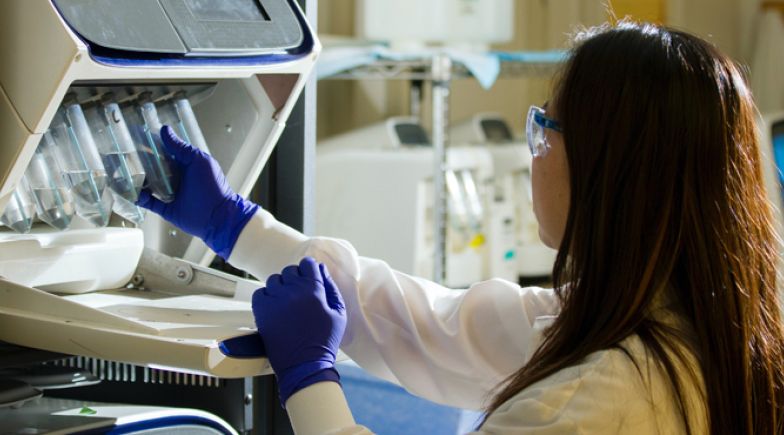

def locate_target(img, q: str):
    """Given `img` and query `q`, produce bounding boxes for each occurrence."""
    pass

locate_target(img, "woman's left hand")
[252,257,347,405]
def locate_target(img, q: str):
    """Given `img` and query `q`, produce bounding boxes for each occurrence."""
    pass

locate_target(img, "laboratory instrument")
[25,132,76,230]
[316,117,493,288]
[49,102,114,228]
[451,113,557,281]
[159,91,212,154]
[84,95,147,224]
[0,397,237,434]
[0,176,35,234]
[0,0,319,430]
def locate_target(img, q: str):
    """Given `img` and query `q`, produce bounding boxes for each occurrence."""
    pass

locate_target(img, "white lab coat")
[229,209,707,434]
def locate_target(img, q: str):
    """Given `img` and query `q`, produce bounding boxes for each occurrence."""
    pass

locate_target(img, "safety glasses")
[526,105,562,158]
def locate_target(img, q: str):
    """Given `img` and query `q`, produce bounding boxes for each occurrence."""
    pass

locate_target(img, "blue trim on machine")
[78,415,234,435]
[49,0,314,68]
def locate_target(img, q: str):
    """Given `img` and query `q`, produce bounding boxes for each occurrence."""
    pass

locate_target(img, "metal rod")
[431,54,452,285]
[410,80,423,118]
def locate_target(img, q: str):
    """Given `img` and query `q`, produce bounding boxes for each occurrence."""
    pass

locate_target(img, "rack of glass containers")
[1,87,209,233]
[0,86,214,233]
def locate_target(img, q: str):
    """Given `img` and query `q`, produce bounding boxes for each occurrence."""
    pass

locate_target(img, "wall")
[317,0,764,141]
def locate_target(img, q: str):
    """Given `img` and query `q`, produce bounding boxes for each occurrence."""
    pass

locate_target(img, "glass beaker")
[158,91,211,154]
[48,98,113,227]
[1,175,36,234]
[122,93,177,203]
[26,131,76,230]
[84,94,146,224]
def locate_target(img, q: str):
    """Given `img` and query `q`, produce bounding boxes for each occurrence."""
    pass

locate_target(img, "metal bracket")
[130,248,253,298]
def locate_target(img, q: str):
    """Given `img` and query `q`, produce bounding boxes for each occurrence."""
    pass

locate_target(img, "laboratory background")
[0,0,782,434]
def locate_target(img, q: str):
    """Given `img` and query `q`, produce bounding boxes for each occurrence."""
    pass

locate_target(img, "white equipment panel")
[0,0,320,378]
[316,118,491,288]
[451,113,557,280]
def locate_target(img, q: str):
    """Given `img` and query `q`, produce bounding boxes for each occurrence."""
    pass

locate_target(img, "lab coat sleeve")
[229,209,561,410]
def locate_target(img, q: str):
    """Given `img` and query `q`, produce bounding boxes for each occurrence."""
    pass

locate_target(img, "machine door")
[52,0,304,55]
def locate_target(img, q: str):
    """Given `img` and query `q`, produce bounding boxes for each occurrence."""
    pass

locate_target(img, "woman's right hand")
[136,126,258,259]
[252,257,347,405]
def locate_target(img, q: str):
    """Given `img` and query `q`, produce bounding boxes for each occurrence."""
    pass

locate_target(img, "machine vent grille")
[47,357,223,387]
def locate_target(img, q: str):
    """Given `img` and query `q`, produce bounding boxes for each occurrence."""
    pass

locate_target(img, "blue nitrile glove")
[136,126,258,259]
[252,257,347,405]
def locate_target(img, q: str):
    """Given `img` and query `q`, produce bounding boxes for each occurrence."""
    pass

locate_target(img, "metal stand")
[430,54,451,284]
[323,52,560,285]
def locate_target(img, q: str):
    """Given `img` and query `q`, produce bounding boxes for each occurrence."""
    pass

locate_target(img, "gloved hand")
[252,257,347,405]
[136,126,258,259]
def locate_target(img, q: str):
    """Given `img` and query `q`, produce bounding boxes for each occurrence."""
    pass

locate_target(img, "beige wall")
[667,0,747,61]
[317,0,764,141]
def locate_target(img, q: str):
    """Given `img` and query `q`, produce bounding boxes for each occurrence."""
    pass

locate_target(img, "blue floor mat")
[337,362,483,435]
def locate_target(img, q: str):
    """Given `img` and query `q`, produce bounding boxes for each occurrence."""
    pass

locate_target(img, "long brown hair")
[485,22,784,433]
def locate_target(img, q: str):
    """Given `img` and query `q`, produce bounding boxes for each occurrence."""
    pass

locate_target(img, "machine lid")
[160,0,304,56]
[52,0,188,54]
[53,0,304,56]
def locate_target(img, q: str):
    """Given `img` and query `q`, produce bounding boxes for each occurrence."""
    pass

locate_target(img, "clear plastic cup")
[1,175,36,234]
[158,91,211,154]
[26,132,76,230]
[48,97,113,227]
[84,94,146,224]
[122,93,177,203]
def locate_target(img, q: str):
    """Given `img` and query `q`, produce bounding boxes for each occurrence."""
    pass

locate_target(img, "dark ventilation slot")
[395,123,431,146]
[184,0,271,22]
[480,118,514,143]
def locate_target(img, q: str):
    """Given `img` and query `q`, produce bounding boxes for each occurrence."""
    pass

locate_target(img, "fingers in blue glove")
[298,257,321,282]
[251,287,265,323]
[320,263,345,311]
[280,264,301,284]
[265,273,284,294]
[136,188,165,213]
[161,125,196,165]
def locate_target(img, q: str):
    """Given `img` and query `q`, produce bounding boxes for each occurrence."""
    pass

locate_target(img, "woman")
[139,21,784,433]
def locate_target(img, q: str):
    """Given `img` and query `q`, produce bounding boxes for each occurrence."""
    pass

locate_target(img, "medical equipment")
[316,117,492,288]
[451,113,557,280]
[0,177,36,234]
[26,133,77,230]
[356,0,514,50]
[85,96,148,224]
[0,0,318,409]
[51,101,115,228]
[1,397,237,435]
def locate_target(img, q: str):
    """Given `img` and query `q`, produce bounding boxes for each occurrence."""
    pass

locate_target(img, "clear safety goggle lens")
[526,106,551,158]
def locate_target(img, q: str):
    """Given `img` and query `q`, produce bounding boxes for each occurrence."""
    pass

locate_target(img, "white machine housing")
[0,0,320,378]
[451,113,557,279]
[316,117,493,288]
[0,397,237,435]
[356,0,514,50]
